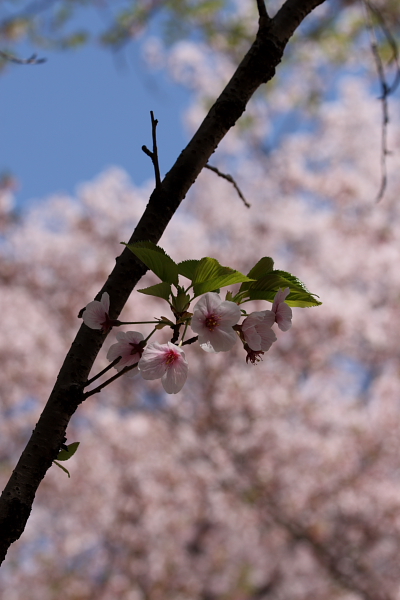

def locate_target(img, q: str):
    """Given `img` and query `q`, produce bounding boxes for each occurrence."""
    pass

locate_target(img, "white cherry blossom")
[138,342,188,394]
[107,331,144,376]
[191,292,241,352]
[242,310,277,352]
[82,292,112,332]
[272,288,292,331]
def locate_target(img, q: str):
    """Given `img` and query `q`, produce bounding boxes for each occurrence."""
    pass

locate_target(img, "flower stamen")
[205,314,220,331]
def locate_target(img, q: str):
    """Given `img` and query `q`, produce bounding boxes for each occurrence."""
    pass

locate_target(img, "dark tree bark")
[0,0,326,564]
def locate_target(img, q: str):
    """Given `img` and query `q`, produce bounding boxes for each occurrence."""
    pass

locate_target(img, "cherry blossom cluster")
[82,288,292,394]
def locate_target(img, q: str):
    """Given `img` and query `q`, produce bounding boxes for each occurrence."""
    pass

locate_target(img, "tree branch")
[0,0,328,564]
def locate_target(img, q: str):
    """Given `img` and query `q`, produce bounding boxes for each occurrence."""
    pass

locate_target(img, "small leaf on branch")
[138,282,172,301]
[56,441,80,462]
[124,241,179,285]
[155,316,175,329]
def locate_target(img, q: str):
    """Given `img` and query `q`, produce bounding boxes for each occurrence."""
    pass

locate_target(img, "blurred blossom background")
[2,1,400,598]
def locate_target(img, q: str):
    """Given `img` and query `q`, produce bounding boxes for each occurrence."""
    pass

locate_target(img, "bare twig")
[362,0,400,201]
[366,0,400,93]
[205,164,251,208]
[0,50,46,65]
[141,111,161,188]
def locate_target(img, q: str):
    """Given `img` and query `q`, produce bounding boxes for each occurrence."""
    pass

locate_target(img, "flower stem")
[84,356,121,388]
[118,321,161,325]
[84,362,138,399]
[179,319,190,345]
[144,328,157,343]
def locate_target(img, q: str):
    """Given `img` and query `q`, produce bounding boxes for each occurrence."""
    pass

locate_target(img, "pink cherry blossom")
[191,292,241,352]
[242,311,277,352]
[107,331,144,376]
[138,342,188,394]
[82,292,113,333]
[272,288,292,331]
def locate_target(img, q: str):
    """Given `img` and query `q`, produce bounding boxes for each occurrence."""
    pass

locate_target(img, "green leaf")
[138,282,172,301]
[191,257,253,296]
[192,257,230,283]
[53,461,70,478]
[239,269,321,307]
[124,241,179,285]
[285,291,322,307]
[244,272,287,293]
[272,270,313,293]
[193,273,253,296]
[177,259,201,280]
[247,256,274,279]
[56,441,80,462]
[246,289,322,307]
[239,257,274,292]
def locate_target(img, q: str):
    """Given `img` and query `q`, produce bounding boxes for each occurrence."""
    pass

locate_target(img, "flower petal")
[138,343,168,380]
[100,292,110,314]
[199,341,217,353]
[162,356,188,394]
[199,327,238,352]
[242,326,261,351]
[272,288,290,310]
[275,303,292,331]
[217,300,241,325]
[82,301,107,329]
[258,325,277,351]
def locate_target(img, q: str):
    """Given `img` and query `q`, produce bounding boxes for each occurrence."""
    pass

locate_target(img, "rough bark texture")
[0,0,326,564]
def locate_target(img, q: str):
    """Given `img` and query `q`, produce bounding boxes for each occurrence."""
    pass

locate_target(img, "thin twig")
[0,50,46,65]
[84,362,138,399]
[362,0,400,201]
[84,356,121,388]
[205,164,251,208]
[366,0,400,93]
[141,111,161,188]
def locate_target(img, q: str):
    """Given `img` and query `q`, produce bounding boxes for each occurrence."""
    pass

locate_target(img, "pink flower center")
[100,313,113,334]
[164,349,179,365]
[129,342,144,356]
[205,313,220,331]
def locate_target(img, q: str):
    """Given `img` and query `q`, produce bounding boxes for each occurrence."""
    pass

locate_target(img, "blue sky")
[0,34,190,207]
